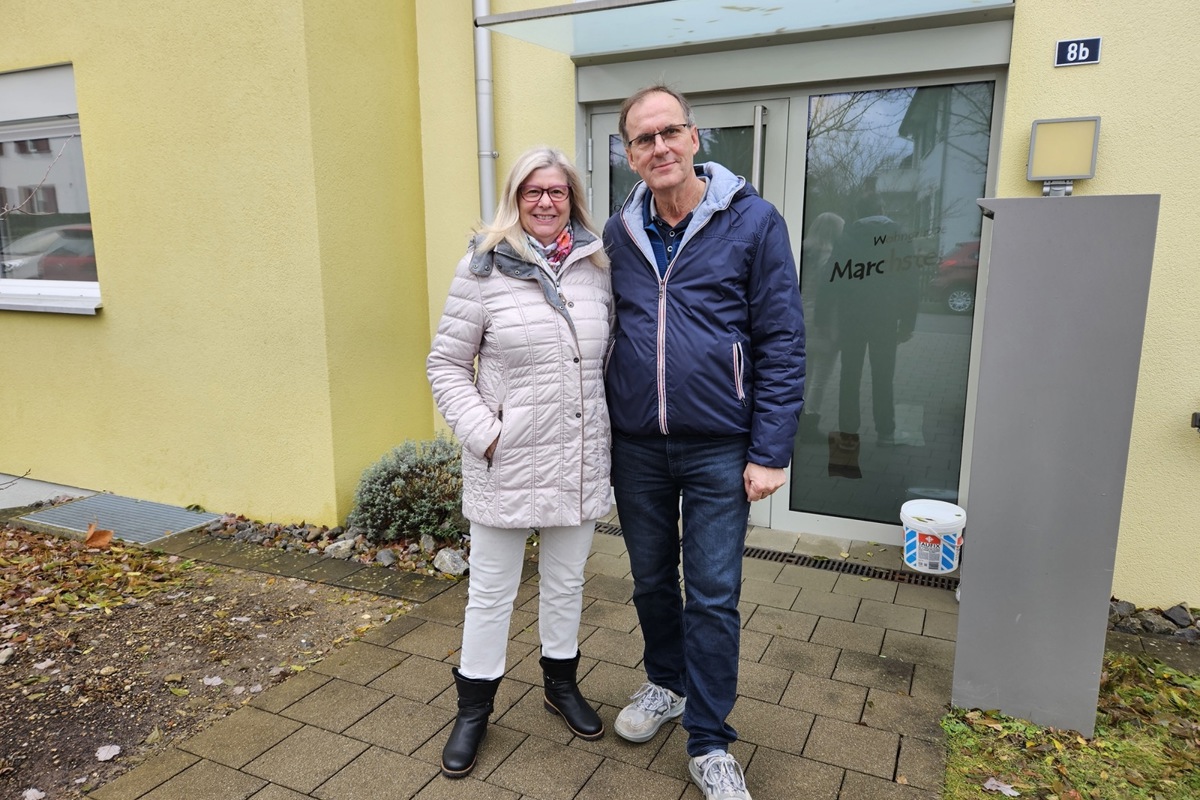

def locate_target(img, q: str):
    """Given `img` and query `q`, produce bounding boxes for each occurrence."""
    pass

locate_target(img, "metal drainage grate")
[19,494,220,545]
[742,546,960,591]
[596,522,959,591]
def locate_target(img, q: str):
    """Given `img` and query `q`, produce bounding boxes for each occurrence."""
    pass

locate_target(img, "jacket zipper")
[487,405,503,470]
[485,239,602,520]
[547,249,589,520]
[620,207,720,435]
[732,342,747,406]
[563,262,588,521]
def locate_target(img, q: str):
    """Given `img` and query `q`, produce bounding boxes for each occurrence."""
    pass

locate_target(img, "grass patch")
[943,651,1200,799]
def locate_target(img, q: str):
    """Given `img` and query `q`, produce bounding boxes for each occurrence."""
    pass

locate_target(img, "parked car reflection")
[929,239,979,314]
[0,224,94,281]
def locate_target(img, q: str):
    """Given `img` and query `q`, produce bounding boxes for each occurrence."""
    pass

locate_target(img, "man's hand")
[744,463,786,503]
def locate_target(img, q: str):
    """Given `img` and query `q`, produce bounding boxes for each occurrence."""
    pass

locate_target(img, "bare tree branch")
[0,134,77,220]
[0,469,32,492]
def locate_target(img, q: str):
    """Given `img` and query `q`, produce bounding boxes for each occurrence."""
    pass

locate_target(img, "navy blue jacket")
[603,162,806,468]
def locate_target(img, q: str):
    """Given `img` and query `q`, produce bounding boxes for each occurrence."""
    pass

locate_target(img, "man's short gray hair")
[618,85,696,145]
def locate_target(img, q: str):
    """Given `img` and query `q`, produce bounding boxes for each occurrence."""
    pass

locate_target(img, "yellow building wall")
[1,0,429,525]
[1000,1,1200,605]
[302,0,433,521]
[417,0,577,410]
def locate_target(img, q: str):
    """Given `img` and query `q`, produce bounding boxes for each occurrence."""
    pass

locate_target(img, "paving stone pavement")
[89,515,1196,800]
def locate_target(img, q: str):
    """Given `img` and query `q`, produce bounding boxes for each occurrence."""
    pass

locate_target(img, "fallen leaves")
[94,745,120,762]
[83,523,113,550]
[1,523,409,799]
[944,651,1200,800]
[1,528,190,621]
[982,776,1020,796]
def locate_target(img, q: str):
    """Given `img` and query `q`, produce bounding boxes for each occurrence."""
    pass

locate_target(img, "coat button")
[575,412,582,418]
[573,357,580,363]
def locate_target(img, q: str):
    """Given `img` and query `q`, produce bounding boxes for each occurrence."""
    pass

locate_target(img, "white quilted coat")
[427,229,613,529]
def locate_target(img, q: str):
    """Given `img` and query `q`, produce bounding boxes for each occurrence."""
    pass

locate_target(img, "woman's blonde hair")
[476,146,607,267]
[804,211,845,248]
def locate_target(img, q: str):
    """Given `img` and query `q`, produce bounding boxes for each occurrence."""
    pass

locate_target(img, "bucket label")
[916,532,942,571]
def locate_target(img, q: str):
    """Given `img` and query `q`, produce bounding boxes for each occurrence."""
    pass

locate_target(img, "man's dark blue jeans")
[611,431,751,757]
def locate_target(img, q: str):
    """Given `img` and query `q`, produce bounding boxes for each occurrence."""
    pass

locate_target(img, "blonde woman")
[427,146,611,778]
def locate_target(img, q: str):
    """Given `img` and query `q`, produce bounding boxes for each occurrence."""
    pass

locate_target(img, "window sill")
[0,281,102,315]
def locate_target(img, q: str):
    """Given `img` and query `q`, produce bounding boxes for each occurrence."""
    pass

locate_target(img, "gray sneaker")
[689,751,752,800]
[613,681,685,742]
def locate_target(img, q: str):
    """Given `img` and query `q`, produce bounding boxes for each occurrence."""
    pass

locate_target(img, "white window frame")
[0,65,100,315]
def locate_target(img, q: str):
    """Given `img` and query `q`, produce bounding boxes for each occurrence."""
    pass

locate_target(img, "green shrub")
[348,434,468,544]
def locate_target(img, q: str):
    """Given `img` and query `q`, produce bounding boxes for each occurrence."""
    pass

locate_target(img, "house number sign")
[1055,37,1101,67]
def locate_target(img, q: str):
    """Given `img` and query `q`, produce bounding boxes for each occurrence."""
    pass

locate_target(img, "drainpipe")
[473,0,498,223]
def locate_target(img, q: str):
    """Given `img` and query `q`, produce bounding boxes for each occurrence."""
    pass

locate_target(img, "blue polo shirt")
[642,191,695,279]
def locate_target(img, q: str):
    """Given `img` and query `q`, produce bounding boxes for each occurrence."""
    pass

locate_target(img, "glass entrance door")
[778,81,995,543]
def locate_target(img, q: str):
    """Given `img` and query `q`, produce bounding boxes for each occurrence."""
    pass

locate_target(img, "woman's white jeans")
[459,520,596,681]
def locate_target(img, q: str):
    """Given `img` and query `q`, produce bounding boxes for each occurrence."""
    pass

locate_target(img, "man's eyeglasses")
[519,185,570,203]
[627,123,692,153]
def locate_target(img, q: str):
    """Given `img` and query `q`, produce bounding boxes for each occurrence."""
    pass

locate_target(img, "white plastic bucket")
[900,499,966,574]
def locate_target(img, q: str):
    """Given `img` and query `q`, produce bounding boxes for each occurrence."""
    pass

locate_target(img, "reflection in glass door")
[789,82,995,530]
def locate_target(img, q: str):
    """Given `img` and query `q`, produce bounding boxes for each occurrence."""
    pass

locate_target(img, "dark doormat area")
[18,494,220,545]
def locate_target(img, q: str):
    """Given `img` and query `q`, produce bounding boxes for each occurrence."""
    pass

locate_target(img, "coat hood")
[617,161,750,263]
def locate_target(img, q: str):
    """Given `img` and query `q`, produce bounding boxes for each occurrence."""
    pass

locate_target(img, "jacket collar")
[469,221,599,278]
[618,162,750,264]
[466,222,601,339]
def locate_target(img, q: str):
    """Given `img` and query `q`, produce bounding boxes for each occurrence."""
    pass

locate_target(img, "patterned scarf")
[528,224,573,272]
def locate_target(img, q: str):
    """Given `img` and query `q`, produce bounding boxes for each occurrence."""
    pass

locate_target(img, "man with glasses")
[603,85,805,800]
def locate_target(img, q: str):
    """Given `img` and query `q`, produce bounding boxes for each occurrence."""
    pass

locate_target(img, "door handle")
[751,105,766,192]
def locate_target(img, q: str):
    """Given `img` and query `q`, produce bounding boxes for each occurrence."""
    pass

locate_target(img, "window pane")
[791,82,994,524]
[0,130,94,282]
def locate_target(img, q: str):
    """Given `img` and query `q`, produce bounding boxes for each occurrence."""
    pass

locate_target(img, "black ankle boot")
[540,651,604,740]
[441,668,501,778]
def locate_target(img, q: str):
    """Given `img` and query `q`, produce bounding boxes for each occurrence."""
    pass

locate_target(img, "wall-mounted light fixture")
[1028,116,1100,197]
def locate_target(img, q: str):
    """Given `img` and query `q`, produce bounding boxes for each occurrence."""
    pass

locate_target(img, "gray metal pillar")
[953,195,1160,736]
